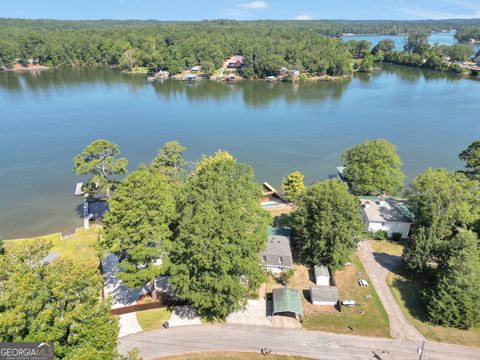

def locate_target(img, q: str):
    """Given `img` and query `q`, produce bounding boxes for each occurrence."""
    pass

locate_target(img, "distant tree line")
[1,19,480,77]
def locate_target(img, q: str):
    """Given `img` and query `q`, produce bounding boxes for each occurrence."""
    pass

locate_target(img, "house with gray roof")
[360,196,413,239]
[260,227,293,273]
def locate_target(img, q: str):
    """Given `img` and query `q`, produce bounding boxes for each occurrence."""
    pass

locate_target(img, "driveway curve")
[357,241,425,341]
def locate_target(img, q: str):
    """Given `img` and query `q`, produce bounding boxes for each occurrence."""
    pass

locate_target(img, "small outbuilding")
[314,265,331,286]
[310,285,339,306]
[272,288,304,319]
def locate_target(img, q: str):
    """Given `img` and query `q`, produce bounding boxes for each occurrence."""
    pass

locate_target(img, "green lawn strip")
[4,225,100,265]
[136,308,172,331]
[387,272,480,347]
[303,253,389,338]
[156,352,315,360]
[371,239,480,347]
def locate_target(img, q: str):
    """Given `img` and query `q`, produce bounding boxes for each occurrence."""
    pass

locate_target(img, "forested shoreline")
[0,18,479,78]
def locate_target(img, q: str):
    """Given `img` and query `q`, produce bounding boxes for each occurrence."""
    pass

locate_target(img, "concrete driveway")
[118,312,143,338]
[118,324,480,360]
[168,306,201,327]
[357,241,425,341]
[226,299,272,326]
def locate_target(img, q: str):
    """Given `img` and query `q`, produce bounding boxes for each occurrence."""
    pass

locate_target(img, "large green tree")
[281,171,305,202]
[293,179,363,269]
[166,151,270,320]
[150,140,187,183]
[426,229,480,329]
[404,32,431,55]
[0,240,119,359]
[101,168,176,289]
[459,140,480,179]
[73,139,128,198]
[342,139,405,196]
[407,168,480,240]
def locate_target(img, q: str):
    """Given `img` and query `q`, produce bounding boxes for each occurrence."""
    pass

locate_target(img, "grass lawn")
[369,239,404,257]
[4,225,100,266]
[156,352,314,360]
[136,308,172,331]
[371,239,480,347]
[303,253,390,338]
[388,272,480,347]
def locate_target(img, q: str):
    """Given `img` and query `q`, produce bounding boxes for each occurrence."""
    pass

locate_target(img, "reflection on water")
[0,65,479,239]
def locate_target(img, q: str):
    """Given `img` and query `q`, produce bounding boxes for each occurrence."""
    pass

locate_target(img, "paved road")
[118,324,480,360]
[357,241,425,341]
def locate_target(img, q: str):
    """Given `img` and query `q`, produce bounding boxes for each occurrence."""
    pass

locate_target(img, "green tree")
[446,44,475,61]
[404,32,431,55]
[281,171,305,202]
[408,168,480,240]
[426,229,480,329]
[459,140,480,179]
[402,226,439,274]
[150,141,187,183]
[342,139,405,196]
[201,60,215,77]
[101,168,176,289]
[0,240,119,359]
[119,48,137,71]
[372,39,395,57]
[166,151,270,320]
[73,139,128,198]
[358,54,374,72]
[293,179,363,269]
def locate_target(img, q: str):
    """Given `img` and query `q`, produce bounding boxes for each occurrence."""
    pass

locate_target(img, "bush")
[391,232,402,241]
[281,268,296,286]
[372,230,388,240]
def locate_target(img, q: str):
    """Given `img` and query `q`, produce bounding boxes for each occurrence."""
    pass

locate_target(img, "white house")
[314,265,330,286]
[359,196,413,239]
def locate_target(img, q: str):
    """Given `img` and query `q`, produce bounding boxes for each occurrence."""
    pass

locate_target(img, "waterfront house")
[360,196,413,239]
[190,65,201,72]
[227,55,245,68]
[261,227,293,273]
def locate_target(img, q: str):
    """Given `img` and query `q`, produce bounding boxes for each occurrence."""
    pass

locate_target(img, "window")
[279,257,284,264]
[262,256,266,263]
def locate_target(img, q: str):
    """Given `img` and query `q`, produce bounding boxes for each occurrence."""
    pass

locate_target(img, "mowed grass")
[303,253,390,338]
[157,352,315,360]
[388,272,480,347]
[4,225,100,266]
[372,240,480,347]
[369,239,404,257]
[136,308,172,331]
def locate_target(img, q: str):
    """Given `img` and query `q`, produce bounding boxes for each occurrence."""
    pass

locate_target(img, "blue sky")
[2,0,480,20]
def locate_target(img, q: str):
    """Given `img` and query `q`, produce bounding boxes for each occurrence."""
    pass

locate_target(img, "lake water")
[342,31,480,52]
[0,65,479,239]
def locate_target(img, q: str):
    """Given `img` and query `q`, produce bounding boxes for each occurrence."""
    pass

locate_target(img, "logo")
[0,342,54,360]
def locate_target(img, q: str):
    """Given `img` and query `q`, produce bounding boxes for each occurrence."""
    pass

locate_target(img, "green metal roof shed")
[272,288,303,317]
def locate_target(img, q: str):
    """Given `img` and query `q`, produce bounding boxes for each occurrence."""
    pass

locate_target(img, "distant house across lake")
[227,55,245,68]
